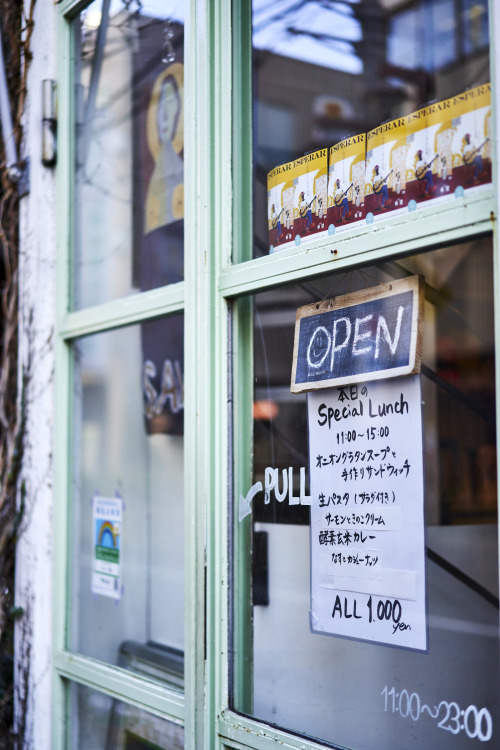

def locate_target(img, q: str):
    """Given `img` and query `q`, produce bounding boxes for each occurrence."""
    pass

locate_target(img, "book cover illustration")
[405,105,441,207]
[365,116,408,222]
[267,84,490,247]
[405,84,491,210]
[268,159,296,252]
[292,149,328,244]
[327,133,365,235]
[451,84,491,194]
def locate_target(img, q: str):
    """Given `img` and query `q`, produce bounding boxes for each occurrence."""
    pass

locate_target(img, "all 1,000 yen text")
[332,595,410,635]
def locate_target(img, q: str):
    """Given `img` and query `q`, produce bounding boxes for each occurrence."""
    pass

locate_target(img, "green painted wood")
[58,0,91,19]
[183,3,210,750]
[488,0,500,654]
[59,284,185,340]
[229,0,254,718]
[231,295,254,716]
[54,650,185,721]
[218,708,333,750]
[200,3,234,750]
[232,0,253,266]
[53,6,76,748]
[219,193,496,298]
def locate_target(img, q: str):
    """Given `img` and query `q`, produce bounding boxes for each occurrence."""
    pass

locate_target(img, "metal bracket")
[10,157,30,198]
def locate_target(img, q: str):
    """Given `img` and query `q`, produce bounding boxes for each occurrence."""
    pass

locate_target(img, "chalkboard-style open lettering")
[291,275,424,393]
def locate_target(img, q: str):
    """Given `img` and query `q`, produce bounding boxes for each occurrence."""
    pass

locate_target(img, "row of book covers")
[267,84,491,252]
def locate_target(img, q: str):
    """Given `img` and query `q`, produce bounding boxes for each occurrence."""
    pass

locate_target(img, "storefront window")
[71,317,184,682]
[55,1,497,748]
[73,0,185,308]
[251,0,490,259]
[232,238,498,748]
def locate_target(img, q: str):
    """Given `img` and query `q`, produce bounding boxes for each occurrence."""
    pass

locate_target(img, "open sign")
[291,276,424,392]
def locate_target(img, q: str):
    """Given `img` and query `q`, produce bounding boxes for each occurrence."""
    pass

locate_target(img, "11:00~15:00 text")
[381,686,493,742]
[336,426,389,444]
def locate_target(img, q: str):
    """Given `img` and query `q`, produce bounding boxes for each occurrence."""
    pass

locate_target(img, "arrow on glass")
[239,481,263,522]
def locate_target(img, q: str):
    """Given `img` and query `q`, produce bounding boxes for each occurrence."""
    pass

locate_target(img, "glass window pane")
[73,683,184,749]
[73,1,185,309]
[71,317,184,684]
[250,0,490,259]
[232,238,499,749]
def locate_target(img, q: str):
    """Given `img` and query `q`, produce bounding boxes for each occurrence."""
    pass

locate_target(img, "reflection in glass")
[233,238,499,749]
[73,0,185,308]
[463,0,489,54]
[73,683,184,749]
[71,317,184,683]
[251,0,490,257]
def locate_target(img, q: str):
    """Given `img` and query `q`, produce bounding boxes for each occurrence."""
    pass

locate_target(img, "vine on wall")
[0,1,35,746]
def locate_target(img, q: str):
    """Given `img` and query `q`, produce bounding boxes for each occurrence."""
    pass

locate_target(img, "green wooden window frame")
[53,1,500,749]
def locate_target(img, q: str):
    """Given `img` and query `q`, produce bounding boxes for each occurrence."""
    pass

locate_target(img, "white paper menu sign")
[308,376,427,651]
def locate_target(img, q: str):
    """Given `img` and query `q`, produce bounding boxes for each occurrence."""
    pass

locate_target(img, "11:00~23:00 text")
[381,686,493,742]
